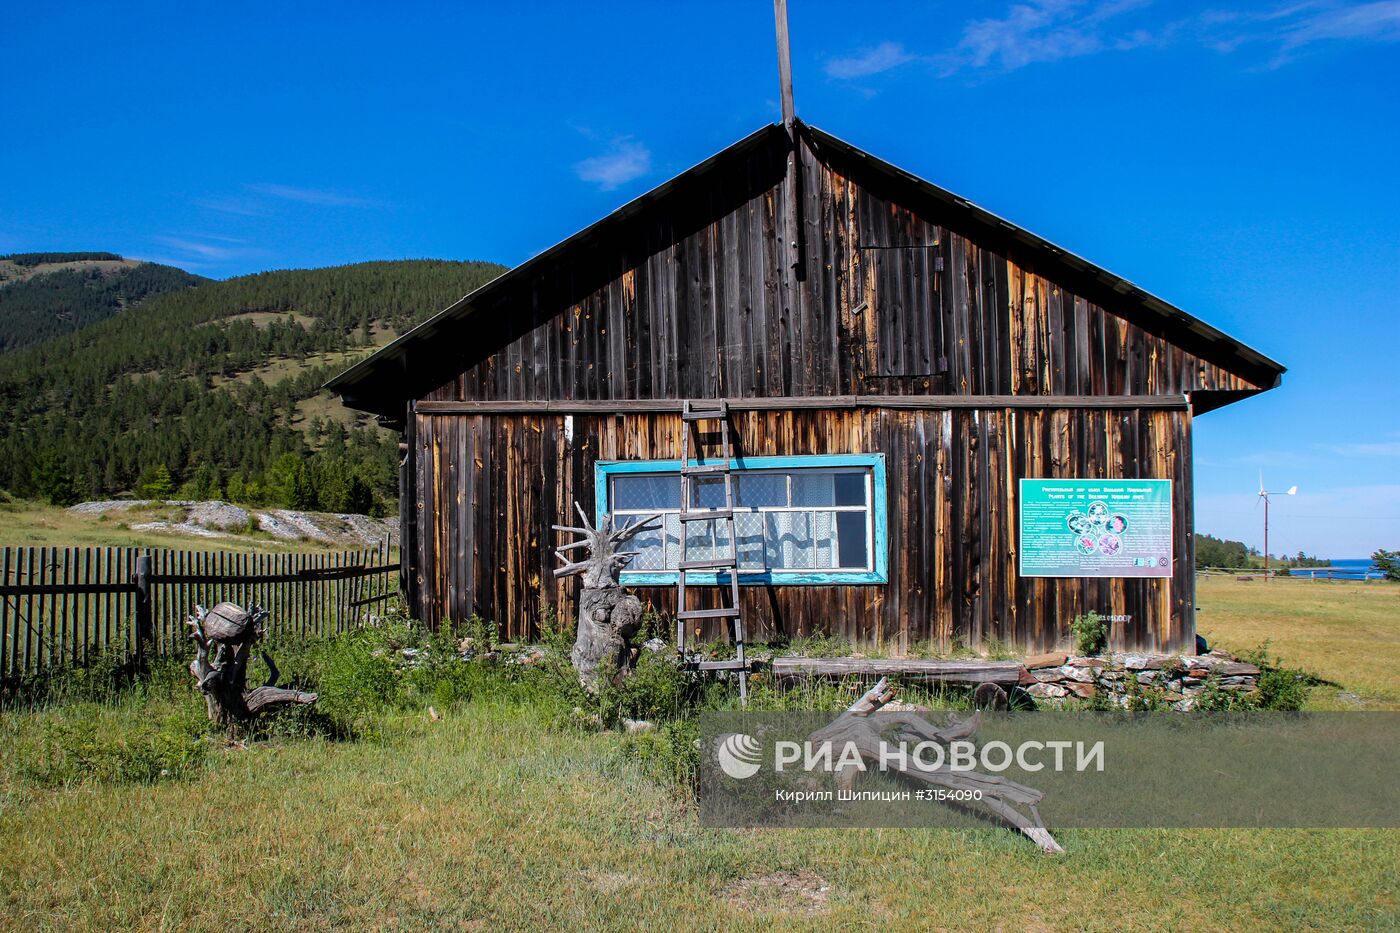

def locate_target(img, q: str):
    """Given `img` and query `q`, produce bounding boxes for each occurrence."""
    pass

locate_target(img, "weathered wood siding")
[392,128,1250,654]
[409,407,1193,652]
[420,133,1263,404]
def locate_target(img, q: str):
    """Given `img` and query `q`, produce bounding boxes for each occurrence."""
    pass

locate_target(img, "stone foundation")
[1023,650,1260,711]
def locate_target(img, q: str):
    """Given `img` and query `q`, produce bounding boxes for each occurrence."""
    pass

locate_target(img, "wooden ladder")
[677,399,748,702]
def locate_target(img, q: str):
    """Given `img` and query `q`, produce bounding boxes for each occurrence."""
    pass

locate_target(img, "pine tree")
[1373,549,1400,582]
[139,464,174,500]
[31,451,79,506]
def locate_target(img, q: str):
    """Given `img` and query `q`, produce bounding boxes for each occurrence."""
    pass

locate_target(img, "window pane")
[836,511,869,569]
[765,511,814,568]
[792,472,835,507]
[734,512,766,570]
[689,477,729,510]
[612,474,679,510]
[662,513,681,568]
[682,518,731,563]
[811,511,838,568]
[627,523,666,571]
[737,473,787,508]
[834,471,866,506]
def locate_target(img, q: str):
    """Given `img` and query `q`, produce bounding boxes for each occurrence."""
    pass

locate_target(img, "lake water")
[1285,558,1384,580]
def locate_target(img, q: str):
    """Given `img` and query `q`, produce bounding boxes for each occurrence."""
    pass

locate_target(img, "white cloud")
[1281,0,1400,47]
[195,196,271,217]
[1318,440,1400,458]
[148,235,264,270]
[152,235,245,261]
[914,0,1400,75]
[574,138,651,191]
[245,183,376,207]
[825,42,916,79]
[942,0,1152,72]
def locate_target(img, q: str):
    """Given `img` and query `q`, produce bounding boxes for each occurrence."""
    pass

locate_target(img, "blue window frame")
[594,453,888,585]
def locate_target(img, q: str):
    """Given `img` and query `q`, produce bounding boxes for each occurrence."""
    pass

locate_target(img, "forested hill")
[0,259,506,514]
[0,252,207,353]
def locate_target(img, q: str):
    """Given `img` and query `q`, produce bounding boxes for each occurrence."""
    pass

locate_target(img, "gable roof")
[327,118,1284,419]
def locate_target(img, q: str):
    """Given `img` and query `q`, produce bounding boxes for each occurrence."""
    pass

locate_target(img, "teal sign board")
[1019,479,1173,578]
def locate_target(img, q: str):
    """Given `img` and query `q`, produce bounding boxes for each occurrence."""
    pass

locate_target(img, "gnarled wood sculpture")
[187,602,317,735]
[553,502,661,691]
[811,678,1064,854]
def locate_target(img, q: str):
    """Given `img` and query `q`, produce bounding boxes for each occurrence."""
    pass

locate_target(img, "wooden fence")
[0,542,398,681]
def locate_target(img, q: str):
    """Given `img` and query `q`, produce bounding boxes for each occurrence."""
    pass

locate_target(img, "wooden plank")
[24,547,36,674]
[80,540,92,658]
[415,394,1190,414]
[1,548,11,680]
[770,656,1026,685]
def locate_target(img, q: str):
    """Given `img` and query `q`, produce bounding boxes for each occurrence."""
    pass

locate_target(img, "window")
[594,454,887,585]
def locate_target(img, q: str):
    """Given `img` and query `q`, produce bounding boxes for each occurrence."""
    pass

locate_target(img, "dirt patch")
[584,869,635,894]
[724,870,831,915]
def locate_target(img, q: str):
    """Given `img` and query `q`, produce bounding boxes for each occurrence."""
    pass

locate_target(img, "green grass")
[2,615,1398,931]
[1196,575,1400,707]
[2,703,1395,929]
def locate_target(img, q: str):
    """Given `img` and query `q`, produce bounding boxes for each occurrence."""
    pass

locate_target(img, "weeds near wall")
[1071,612,1108,656]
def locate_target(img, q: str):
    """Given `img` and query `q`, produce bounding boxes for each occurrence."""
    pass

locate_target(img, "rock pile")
[69,499,397,548]
[1024,650,1261,711]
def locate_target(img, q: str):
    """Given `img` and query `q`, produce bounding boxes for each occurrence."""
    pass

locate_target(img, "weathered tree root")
[553,502,661,692]
[187,603,317,737]
[810,678,1064,854]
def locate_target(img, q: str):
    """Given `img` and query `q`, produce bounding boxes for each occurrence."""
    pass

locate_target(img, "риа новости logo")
[715,732,763,779]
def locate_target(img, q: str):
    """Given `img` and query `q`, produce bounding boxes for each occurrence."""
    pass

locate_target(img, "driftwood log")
[810,677,1063,854]
[187,602,317,735]
[771,656,1030,687]
[553,502,661,692]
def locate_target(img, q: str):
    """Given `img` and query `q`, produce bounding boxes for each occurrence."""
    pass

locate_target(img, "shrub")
[537,601,574,658]
[1193,673,1256,712]
[461,613,497,652]
[309,625,410,729]
[1122,674,1170,712]
[1253,668,1310,711]
[1071,612,1107,656]
[1237,642,1314,711]
[597,650,694,726]
[615,718,700,791]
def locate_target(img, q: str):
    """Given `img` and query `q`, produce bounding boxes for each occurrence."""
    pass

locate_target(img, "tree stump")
[553,502,661,692]
[187,602,317,736]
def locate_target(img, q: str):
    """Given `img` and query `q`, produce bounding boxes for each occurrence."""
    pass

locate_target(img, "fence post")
[134,554,153,668]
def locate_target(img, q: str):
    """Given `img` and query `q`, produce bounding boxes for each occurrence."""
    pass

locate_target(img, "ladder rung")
[677,607,741,620]
[679,557,738,571]
[681,463,730,475]
[683,410,727,422]
[679,509,733,522]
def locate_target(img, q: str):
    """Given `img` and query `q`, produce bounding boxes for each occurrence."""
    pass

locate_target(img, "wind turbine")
[1258,473,1297,580]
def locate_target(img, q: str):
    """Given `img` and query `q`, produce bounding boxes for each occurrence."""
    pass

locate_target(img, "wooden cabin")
[326,119,1283,654]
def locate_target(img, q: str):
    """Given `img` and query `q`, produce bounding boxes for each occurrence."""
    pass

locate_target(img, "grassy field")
[2,704,1396,931]
[0,586,1396,930]
[0,499,352,552]
[1196,575,1400,706]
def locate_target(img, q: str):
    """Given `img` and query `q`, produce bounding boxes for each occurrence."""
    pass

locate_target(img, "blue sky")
[2,1,1397,558]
